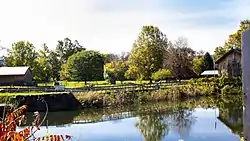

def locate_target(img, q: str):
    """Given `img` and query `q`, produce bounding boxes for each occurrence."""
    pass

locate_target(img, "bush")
[151,69,171,81]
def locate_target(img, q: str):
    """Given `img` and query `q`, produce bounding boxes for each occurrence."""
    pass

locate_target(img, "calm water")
[17,96,242,141]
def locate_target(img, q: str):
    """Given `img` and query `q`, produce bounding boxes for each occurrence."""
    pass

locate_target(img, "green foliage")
[125,66,140,80]
[127,25,168,80]
[192,57,204,75]
[192,52,214,75]
[221,85,242,95]
[5,41,40,80]
[34,44,53,82]
[5,41,37,67]
[104,60,128,83]
[151,69,171,81]
[60,63,70,80]
[203,52,214,70]
[55,38,85,63]
[64,50,105,82]
[213,19,250,60]
[47,51,61,80]
[75,77,242,108]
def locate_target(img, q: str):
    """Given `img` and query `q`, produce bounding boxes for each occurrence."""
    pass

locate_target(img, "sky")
[0,0,250,56]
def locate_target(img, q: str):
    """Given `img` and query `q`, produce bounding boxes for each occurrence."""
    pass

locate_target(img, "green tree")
[127,25,168,81]
[60,63,70,80]
[125,66,140,80]
[5,41,37,67]
[5,41,39,80]
[35,44,52,82]
[47,51,61,81]
[213,46,229,61]
[192,56,204,75]
[203,52,214,70]
[224,20,250,48]
[213,20,250,61]
[64,50,104,84]
[104,60,128,84]
[56,38,85,63]
[151,69,171,81]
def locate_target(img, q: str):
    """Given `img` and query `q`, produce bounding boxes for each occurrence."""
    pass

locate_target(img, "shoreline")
[0,77,242,111]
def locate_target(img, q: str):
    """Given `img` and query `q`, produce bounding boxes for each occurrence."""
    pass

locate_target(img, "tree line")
[1,19,247,84]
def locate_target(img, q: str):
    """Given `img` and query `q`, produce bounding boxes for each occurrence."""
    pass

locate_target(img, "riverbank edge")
[73,77,242,108]
[0,77,242,111]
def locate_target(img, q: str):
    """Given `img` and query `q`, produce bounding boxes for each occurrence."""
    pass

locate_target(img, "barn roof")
[215,48,241,64]
[201,70,218,76]
[0,66,30,76]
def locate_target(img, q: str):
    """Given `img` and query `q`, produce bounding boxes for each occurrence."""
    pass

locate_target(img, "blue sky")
[0,0,250,55]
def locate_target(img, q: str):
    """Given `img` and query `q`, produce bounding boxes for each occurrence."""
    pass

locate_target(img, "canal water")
[17,95,242,141]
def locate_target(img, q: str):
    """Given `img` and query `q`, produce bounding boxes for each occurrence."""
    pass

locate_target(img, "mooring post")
[242,28,250,141]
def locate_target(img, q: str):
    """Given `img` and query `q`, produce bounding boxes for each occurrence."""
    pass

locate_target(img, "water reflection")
[216,95,243,137]
[136,112,170,141]
[170,108,196,138]
[19,95,243,141]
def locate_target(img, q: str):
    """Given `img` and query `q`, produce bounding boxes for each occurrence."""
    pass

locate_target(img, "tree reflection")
[170,108,196,138]
[135,106,196,141]
[217,95,243,137]
[135,112,170,141]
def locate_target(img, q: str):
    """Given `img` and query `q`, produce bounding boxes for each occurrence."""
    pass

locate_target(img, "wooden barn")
[215,48,241,76]
[0,66,33,86]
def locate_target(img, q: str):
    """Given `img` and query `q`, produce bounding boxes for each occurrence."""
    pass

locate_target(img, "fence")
[0,81,186,93]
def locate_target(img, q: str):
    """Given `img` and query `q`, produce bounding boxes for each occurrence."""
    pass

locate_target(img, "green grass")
[37,80,151,88]
[0,92,69,96]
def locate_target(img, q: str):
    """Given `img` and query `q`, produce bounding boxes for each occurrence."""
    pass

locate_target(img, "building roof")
[201,70,218,76]
[215,48,241,64]
[0,66,30,76]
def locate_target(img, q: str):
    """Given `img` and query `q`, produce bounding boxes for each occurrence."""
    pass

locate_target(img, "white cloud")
[0,0,250,56]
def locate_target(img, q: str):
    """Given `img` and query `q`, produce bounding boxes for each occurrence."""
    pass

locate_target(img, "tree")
[213,20,250,60]
[35,44,52,82]
[103,53,120,64]
[203,52,214,70]
[104,60,128,84]
[213,46,230,61]
[5,41,37,67]
[151,69,171,81]
[60,63,70,80]
[125,66,140,80]
[192,56,204,75]
[5,41,39,80]
[55,38,85,63]
[163,37,196,80]
[64,50,104,84]
[225,19,250,48]
[48,51,61,81]
[127,25,168,81]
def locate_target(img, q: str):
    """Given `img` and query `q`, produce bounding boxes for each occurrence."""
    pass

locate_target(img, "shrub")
[0,104,72,141]
[151,69,171,81]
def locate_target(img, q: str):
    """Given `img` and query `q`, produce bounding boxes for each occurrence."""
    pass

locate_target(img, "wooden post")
[242,28,250,140]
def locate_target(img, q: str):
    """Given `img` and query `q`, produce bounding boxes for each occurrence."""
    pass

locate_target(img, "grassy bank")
[37,80,151,87]
[73,76,242,108]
